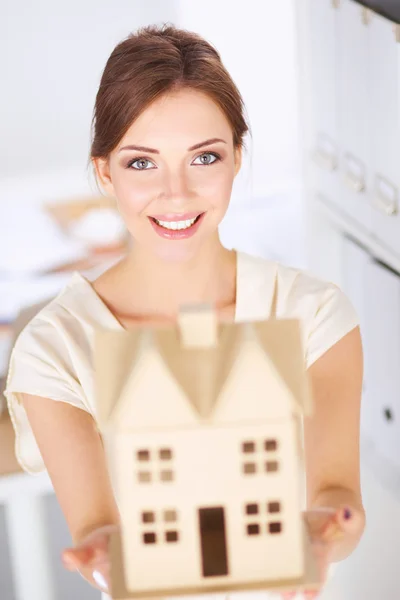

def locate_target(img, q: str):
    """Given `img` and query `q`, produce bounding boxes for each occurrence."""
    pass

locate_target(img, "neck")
[119,237,237,319]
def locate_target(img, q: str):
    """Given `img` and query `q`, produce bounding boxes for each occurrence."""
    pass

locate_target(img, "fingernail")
[343,508,352,520]
[93,570,108,591]
[62,555,76,570]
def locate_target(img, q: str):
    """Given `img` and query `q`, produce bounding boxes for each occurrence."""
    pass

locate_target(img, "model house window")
[164,509,177,522]
[242,441,256,453]
[243,462,257,475]
[140,508,180,545]
[267,501,281,514]
[265,460,279,473]
[142,511,155,523]
[244,500,283,537]
[264,437,279,473]
[137,449,150,461]
[245,503,259,515]
[268,522,282,534]
[240,438,280,476]
[137,471,152,483]
[160,469,174,482]
[244,501,259,536]
[247,524,260,535]
[165,530,179,542]
[264,439,278,452]
[159,448,173,460]
[135,446,175,484]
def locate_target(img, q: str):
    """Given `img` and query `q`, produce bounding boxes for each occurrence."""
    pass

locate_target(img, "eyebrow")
[118,138,227,154]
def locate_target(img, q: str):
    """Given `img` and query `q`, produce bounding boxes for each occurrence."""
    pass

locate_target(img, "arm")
[20,394,120,556]
[304,326,366,561]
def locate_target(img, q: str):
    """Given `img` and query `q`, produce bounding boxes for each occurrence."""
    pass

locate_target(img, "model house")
[94,305,314,597]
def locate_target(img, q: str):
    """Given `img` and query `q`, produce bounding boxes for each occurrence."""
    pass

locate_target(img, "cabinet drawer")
[341,236,374,440]
[368,11,400,255]
[309,0,341,205]
[364,259,400,470]
[335,0,373,230]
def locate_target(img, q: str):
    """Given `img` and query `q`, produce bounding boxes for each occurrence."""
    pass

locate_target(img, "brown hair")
[90,23,250,160]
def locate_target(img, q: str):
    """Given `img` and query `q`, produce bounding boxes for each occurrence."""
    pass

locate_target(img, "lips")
[148,212,205,240]
[150,211,202,222]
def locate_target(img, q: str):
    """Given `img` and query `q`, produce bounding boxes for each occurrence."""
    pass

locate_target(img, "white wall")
[0,0,301,202]
[177,0,301,201]
[0,0,178,181]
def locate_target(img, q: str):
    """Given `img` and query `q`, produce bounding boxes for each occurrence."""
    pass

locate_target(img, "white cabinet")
[302,0,400,266]
[364,259,400,470]
[335,0,373,231]
[368,12,400,255]
[309,0,340,206]
[296,0,400,512]
[307,207,345,287]
[341,236,374,441]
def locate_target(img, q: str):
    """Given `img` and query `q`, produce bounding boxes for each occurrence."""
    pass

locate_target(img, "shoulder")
[239,252,360,368]
[5,271,107,421]
[12,270,117,356]
[6,270,110,406]
[4,273,99,474]
[239,250,348,309]
[278,264,360,368]
[12,273,90,353]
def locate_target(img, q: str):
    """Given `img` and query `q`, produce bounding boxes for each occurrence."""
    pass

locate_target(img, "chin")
[152,242,201,264]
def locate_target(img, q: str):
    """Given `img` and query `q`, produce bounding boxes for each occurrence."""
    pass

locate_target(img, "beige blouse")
[4,250,359,475]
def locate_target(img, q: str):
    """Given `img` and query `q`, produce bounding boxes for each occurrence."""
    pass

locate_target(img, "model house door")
[198,507,229,578]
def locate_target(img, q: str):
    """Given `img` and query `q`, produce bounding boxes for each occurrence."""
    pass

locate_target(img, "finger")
[280,593,296,599]
[319,506,361,543]
[62,546,96,570]
[319,517,343,543]
[93,569,109,593]
[62,538,110,568]
[336,506,362,534]
[303,507,337,541]
[304,591,320,599]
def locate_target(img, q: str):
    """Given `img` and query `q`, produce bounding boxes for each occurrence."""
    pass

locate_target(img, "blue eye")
[193,152,221,166]
[128,158,155,170]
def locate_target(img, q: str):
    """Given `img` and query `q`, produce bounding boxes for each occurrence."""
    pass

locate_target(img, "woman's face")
[94,88,242,263]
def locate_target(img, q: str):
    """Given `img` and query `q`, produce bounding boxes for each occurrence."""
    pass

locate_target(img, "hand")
[281,504,364,599]
[61,524,119,594]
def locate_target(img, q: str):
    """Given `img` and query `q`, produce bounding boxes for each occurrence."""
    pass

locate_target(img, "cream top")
[4,251,359,475]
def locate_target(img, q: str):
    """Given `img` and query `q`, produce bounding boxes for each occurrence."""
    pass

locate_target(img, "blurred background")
[1,0,400,598]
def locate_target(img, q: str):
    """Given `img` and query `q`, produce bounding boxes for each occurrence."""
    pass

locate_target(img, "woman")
[4,24,365,599]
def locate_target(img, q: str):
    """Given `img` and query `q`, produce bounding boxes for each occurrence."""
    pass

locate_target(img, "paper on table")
[0,203,87,275]
[0,273,71,323]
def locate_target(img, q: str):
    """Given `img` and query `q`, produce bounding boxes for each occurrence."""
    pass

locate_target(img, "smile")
[148,212,205,240]
[151,215,201,230]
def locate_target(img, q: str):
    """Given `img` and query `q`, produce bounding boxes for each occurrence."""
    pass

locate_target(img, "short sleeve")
[4,316,90,474]
[305,283,360,369]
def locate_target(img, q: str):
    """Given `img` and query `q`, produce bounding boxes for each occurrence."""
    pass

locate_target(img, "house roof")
[94,311,312,430]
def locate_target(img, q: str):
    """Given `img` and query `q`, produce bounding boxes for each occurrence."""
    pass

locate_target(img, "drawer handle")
[312,135,338,172]
[373,176,398,217]
[343,153,365,193]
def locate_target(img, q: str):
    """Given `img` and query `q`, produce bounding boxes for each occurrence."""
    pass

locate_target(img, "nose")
[160,168,191,206]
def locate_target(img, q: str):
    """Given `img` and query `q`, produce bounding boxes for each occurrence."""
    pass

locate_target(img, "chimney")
[177,303,218,348]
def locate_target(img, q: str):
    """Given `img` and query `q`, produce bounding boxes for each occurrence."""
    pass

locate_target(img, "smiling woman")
[89,25,247,266]
[4,22,364,600]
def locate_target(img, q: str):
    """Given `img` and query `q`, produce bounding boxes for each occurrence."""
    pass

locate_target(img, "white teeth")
[155,217,197,230]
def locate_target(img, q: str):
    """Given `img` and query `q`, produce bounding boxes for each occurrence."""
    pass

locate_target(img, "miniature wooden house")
[95,305,314,597]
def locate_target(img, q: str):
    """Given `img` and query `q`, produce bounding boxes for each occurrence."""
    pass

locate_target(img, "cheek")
[192,167,235,207]
[112,172,156,217]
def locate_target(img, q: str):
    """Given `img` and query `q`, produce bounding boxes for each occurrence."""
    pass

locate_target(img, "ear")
[92,158,116,197]
[234,146,242,177]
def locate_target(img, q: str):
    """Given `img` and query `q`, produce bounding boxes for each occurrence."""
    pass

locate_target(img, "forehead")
[118,88,233,149]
